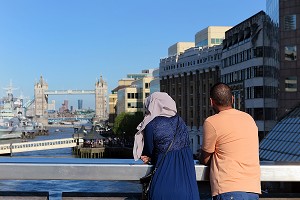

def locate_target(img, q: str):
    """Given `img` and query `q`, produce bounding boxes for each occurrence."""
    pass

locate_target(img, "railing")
[0,158,298,181]
[0,158,299,199]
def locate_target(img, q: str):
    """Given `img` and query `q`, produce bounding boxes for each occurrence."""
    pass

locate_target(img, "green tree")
[113,112,144,140]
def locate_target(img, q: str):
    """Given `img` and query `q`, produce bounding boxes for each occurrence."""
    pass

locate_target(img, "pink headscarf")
[133,92,177,161]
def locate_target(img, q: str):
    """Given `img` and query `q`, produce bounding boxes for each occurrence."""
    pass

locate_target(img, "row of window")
[245,108,277,120]
[127,93,139,99]
[163,53,221,71]
[245,86,278,99]
[222,46,279,68]
[222,48,252,68]
[221,65,279,83]
[127,92,150,100]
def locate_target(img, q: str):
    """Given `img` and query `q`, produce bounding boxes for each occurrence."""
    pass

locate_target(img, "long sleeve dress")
[143,115,200,200]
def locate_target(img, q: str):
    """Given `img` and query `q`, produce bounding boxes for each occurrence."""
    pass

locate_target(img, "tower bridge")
[45,89,95,95]
[30,76,108,125]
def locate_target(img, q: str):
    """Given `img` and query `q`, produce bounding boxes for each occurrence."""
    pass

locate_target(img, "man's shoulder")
[205,109,253,122]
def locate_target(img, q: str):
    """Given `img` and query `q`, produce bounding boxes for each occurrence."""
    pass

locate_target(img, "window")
[285,76,297,92]
[145,83,150,89]
[284,15,296,31]
[211,38,216,44]
[254,47,263,57]
[285,46,297,61]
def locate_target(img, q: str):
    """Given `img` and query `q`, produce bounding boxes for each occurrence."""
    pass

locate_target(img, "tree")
[113,112,144,139]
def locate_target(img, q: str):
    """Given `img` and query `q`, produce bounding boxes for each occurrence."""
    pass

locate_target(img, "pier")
[0,138,76,155]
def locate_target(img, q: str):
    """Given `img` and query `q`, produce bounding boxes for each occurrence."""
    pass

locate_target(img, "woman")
[133,92,200,200]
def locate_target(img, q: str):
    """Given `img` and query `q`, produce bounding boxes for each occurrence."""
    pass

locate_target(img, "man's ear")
[210,98,214,107]
[231,95,234,105]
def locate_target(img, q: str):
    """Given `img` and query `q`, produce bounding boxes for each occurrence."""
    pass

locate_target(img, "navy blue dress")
[143,115,200,200]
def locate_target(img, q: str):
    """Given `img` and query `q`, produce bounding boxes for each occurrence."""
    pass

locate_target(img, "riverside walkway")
[0,138,76,155]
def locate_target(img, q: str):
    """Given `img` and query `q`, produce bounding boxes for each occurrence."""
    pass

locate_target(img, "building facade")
[116,76,153,114]
[108,79,135,124]
[278,0,300,118]
[150,68,160,94]
[78,99,83,110]
[168,42,195,56]
[160,44,222,153]
[195,26,232,48]
[221,11,279,140]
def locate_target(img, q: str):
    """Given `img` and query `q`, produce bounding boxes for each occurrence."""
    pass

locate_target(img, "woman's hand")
[140,155,151,164]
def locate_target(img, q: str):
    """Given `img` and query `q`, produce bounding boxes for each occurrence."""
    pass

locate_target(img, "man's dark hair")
[210,82,233,106]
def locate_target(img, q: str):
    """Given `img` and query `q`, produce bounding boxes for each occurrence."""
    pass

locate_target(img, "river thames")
[0,127,142,200]
[0,127,211,200]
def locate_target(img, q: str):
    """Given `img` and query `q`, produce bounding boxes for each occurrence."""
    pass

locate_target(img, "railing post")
[10,143,12,157]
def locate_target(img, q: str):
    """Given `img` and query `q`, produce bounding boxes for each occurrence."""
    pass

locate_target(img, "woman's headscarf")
[133,92,177,161]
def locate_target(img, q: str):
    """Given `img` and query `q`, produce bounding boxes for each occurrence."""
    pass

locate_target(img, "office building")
[150,68,160,94]
[277,0,300,118]
[78,99,83,110]
[195,26,232,48]
[221,11,279,140]
[168,42,195,56]
[117,72,153,115]
[160,27,231,153]
[109,78,134,123]
[48,100,56,111]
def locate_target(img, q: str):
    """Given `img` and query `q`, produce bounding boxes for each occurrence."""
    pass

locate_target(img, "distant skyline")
[0,0,266,108]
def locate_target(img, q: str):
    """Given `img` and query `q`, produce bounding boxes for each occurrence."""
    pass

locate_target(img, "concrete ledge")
[260,193,300,199]
[62,192,141,200]
[0,191,49,200]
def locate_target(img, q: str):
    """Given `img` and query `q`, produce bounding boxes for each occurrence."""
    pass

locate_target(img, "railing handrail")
[0,158,299,182]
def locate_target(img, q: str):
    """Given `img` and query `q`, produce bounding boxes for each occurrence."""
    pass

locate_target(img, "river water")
[0,127,211,200]
[0,127,142,199]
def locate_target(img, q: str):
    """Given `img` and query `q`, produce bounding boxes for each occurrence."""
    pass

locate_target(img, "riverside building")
[116,70,154,115]
[109,69,154,118]
[221,11,279,140]
[160,26,231,153]
[277,0,300,119]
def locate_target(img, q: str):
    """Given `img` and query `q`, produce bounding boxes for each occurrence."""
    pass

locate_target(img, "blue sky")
[0,0,266,109]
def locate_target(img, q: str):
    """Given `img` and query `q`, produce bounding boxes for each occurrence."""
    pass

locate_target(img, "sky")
[0,0,266,109]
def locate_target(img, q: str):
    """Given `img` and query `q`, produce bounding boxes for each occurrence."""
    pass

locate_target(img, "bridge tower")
[95,76,108,122]
[34,76,48,125]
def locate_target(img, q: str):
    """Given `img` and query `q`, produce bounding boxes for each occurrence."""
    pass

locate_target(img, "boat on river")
[0,119,23,139]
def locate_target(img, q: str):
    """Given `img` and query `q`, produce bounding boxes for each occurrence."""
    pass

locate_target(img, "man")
[199,82,261,200]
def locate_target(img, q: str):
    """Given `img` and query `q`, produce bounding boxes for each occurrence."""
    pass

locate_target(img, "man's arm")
[199,149,213,166]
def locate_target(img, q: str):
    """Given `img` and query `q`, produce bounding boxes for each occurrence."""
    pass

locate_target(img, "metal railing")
[0,158,299,199]
[0,158,299,182]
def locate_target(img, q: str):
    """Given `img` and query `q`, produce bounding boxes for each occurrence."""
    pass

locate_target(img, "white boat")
[0,117,38,140]
[0,119,22,140]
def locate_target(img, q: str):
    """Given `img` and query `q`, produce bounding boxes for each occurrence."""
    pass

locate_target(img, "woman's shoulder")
[148,115,179,126]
